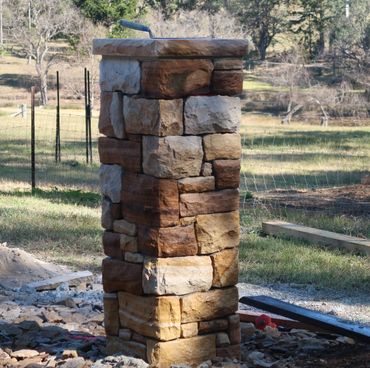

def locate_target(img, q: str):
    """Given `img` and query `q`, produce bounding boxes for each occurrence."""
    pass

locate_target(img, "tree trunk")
[40,71,48,106]
[281,103,303,124]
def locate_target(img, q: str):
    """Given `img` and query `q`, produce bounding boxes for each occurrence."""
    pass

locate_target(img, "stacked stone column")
[93,38,248,367]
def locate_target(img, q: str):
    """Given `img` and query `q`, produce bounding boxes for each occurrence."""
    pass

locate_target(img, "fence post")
[84,67,89,164]
[55,71,61,162]
[87,69,92,164]
[31,86,36,191]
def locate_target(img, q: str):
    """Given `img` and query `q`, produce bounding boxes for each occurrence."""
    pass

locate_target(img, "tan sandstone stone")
[99,165,122,203]
[179,217,196,226]
[213,159,241,189]
[196,211,240,254]
[203,133,241,160]
[181,287,238,323]
[120,234,138,253]
[142,256,213,296]
[178,176,215,193]
[103,293,119,336]
[201,162,213,176]
[216,332,231,347]
[118,292,181,341]
[211,248,239,287]
[181,323,198,338]
[113,219,137,236]
[228,314,241,344]
[143,136,203,179]
[106,336,146,360]
[124,97,183,136]
[146,335,216,367]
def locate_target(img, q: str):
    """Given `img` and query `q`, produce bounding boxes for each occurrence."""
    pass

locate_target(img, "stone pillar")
[93,38,248,367]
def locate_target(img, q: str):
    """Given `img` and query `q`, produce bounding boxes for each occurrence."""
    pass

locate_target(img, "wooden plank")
[240,295,370,342]
[262,220,370,255]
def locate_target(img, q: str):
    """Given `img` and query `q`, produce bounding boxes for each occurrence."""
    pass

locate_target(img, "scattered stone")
[11,349,39,359]
[62,350,78,359]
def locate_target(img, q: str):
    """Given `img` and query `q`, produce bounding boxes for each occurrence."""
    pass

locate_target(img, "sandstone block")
[106,336,146,360]
[212,70,244,95]
[120,234,138,252]
[119,328,132,340]
[216,332,230,347]
[180,189,239,217]
[122,173,179,227]
[98,92,115,137]
[132,332,146,344]
[211,248,239,287]
[147,335,216,367]
[228,314,241,345]
[124,252,144,263]
[143,136,203,179]
[216,344,241,360]
[196,211,240,254]
[198,319,228,334]
[179,217,196,226]
[102,258,142,294]
[103,231,122,259]
[142,256,213,296]
[141,59,213,98]
[138,224,197,257]
[113,219,137,236]
[98,137,141,172]
[201,162,213,176]
[124,97,183,136]
[203,133,241,160]
[213,159,241,189]
[103,293,119,336]
[118,292,181,341]
[181,323,198,338]
[181,287,238,323]
[178,176,215,193]
[100,57,140,93]
[214,59,244,70]
[101,198,121,230]
[184,96,240,135]
[99,165,122,203]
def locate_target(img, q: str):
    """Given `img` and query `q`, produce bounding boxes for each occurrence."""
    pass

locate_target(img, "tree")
[8,0,82,105]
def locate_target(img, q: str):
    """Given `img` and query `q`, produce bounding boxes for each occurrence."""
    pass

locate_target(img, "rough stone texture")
[100,57,140,93]
[213,160,241,189]
[198,319,228,334]
[146,335,216,367]
[124,252,144,264]
[196,211,240,254]
[99,92,115,137]
[118,292,181,341]
[181,323,198,338]
[228,314,241,345]
[99,165,122,203]
[124,97,183,136]
[142,136,203,179]
[142,256,213,296]
[216,332,231,347]
[203,133,242,161]
[106,336,146,360]
[102,258,142,294]
[216,344,241,359]
[201,162,213,176]
[101,198,121,230]
[113,219,137,236]
[141,59,213,98]
[184,96,240,135]
[93,38,249,58]
[211,248,239,287]
[119,329,132,340]
[178,176,215,193]
[212,70,244,95]
[214,58,244,70]
[104,294,119,336]
[180,189,240,217]
[110,92,126,139]
[181,287,239,323]
[120,234,138,253]
[138,224,197,257]
[98,137,141,172]
[179,217,196,226]
[121,173,179,227]
[103,231,122,259]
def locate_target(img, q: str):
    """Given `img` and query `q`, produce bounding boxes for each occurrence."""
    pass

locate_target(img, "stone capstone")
[203,133,241,160]
[142,136,203,179]
[99,164,122,203]
[211,248,239,287]
[184,96,240,135]
[142,256,213,296]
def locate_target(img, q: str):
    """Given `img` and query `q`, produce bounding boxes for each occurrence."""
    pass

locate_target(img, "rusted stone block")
[102,257,142,294]
[102,231,122,259]
[98,137,141,172]
[141,59,213,98]
[121,173,179,227]
[213,159,241,189]
[138,224,197,257]
[212,70,244,95]
[179,189,239,217]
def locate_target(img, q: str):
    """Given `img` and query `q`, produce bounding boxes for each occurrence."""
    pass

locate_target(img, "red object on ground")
[255,314,277,330]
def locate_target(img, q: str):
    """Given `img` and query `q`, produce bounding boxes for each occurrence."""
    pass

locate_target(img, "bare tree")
[8,0,82,105]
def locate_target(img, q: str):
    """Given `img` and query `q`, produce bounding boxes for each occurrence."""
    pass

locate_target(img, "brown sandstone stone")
[118,292,181,341]
[198,319,228,334]
[146,335,216,367]
[120,234,138,252]
[216,344,241,359]
[113,219,137,236]
[211,248,239,287]
[181,287,238,323]
[178,176,215,193]
[101,198,121,230]
[99,92,115,137]
[179,189,239,217]
[179,217,196,226]
[124,97,183,136]
[103,293,119,336]
[142,136,203,179]
[102,258,142,294]
[132,332,146,344]
[99,165,122,204]
[213,159,241,189]
[196,211,240,254]
[216,332,231,347]
[228,314,241,344]
[201,162,213,176]
[181,323,198,338]
[119,328,132,340]
[212,70,244,95]
[213,58,244,70]
[138,224,197,257]
[102,231,122,259]
[124,252,144,263]
[121,173,179,227]
[106,336,146,360]
[142,256,213,295]
[141,59,213,98]
[203,133,241,160]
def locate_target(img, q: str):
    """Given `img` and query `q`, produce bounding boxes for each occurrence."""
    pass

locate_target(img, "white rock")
[99,164,122,203]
